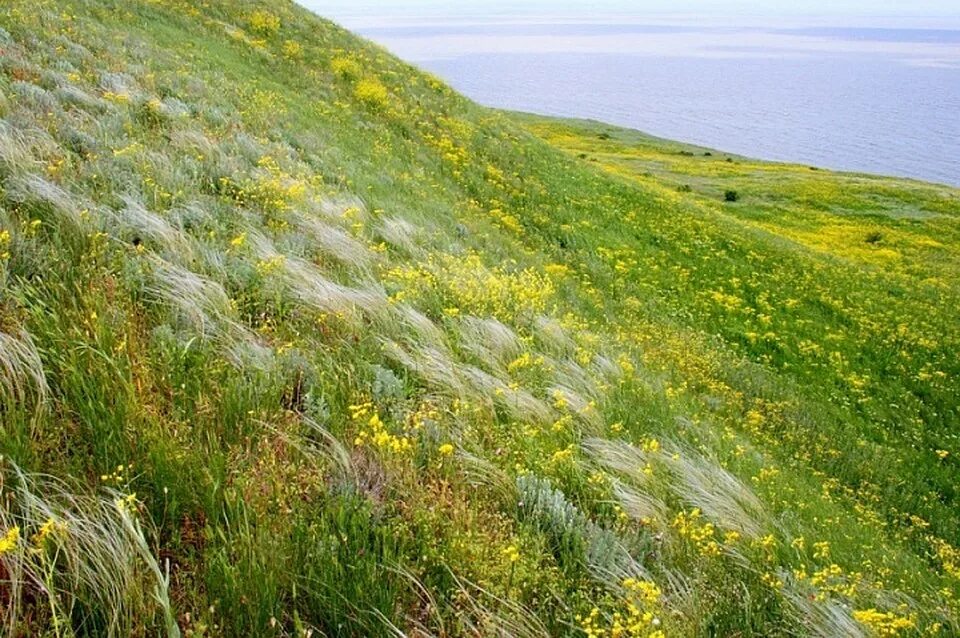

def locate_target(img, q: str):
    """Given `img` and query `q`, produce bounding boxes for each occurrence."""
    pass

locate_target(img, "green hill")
[1,1,958,636]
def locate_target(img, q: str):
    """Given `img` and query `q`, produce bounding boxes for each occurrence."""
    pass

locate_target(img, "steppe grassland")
[0,1,958,636]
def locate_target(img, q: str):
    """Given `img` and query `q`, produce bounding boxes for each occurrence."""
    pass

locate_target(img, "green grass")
[0,1,958,636]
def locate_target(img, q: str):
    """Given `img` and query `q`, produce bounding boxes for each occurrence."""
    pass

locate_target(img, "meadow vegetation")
[0,0,958,636]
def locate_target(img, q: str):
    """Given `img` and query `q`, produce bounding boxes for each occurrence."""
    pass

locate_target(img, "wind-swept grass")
[0,329,46,413]
[0,462,177,637]
[0,0,957,636]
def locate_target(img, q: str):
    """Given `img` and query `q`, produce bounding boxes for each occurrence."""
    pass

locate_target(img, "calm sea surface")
[353,22,960,186]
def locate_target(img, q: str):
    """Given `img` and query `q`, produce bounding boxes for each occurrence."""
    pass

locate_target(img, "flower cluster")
[0,526,20,555]
[852,608,916,636]
[350,402,412,456]
[672,508,721,557]
[578,578,665,638]
[354,78,390,111]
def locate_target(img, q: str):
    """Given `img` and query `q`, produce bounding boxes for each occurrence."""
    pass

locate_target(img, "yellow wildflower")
[852,608,915,636]
[813,540,831,560]
[32,518,66,548]
[0,526,20,554]
[354,78,389,110]
[281,40,303,60]
[229,232,247,249]
[248,10,281,37]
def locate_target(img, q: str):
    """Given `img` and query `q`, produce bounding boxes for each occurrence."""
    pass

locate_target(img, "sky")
[299,1,960,28]
[297,0,960,65]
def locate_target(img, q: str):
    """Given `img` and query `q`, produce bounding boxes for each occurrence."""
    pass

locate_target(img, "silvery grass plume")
[5,173,88,232]
[455,365,504,416]
[532,315,576,355]
[0,120,56,173]
[0,123,26,172]
[144,256,268,367]
[10,81,59,114]
[456,451,518,507]
[582,437,658,488]
[383,339,465,397]
[144,256,235,340]
[169,128,219,160]
[584,437,767,538]
[54,82,107,111]
[505,385,552,426]
[0,329,48,417]
[284,255,388,316]
[137,148,194,198]
[544,356,595,398]
[98,71,141,104]
[446,572,551,638]
[38,68,68,90]
[459,364,553,424]
[292,211,374,269]
[153,96,191,119]
[172,129,248,187]
[172,199,218,232]
[781,575,865,638]
[665,443,767,539]
[111,195,192,258]
[115,504,179,638]
[392,304,447,348]
[248,231,387,316]
[192,238,230,283]
[227,131,268,165]
[590,353,621,382]
[548,385,602,430]
[377,566,552,638]
[612,481,667,527]
[378,216,421,255]
[316,193,369,221]
[658,567,696,617]
[58,37,93,66]
[382,565,445,638]
[458,316,522,364]
[585,436,749,571]
[0,462,179,638]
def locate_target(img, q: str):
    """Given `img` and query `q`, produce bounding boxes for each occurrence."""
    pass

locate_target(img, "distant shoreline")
[504,110,960,190]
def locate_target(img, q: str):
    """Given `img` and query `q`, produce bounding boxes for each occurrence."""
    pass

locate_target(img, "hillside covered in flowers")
[0,1,958,636]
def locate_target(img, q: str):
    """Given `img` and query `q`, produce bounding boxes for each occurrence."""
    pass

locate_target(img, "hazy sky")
[294,1,960,69]
[299,0,960,27]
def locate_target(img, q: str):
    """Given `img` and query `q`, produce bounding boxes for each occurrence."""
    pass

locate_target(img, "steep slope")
[0,1,958,636]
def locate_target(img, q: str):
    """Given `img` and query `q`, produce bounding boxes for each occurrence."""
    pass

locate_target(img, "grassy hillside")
[0,1,958,636]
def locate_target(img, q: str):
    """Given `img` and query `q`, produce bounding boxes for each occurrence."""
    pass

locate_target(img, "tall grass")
[0,0,956,635]
[0,329,47,414]
[0,462,178,637]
